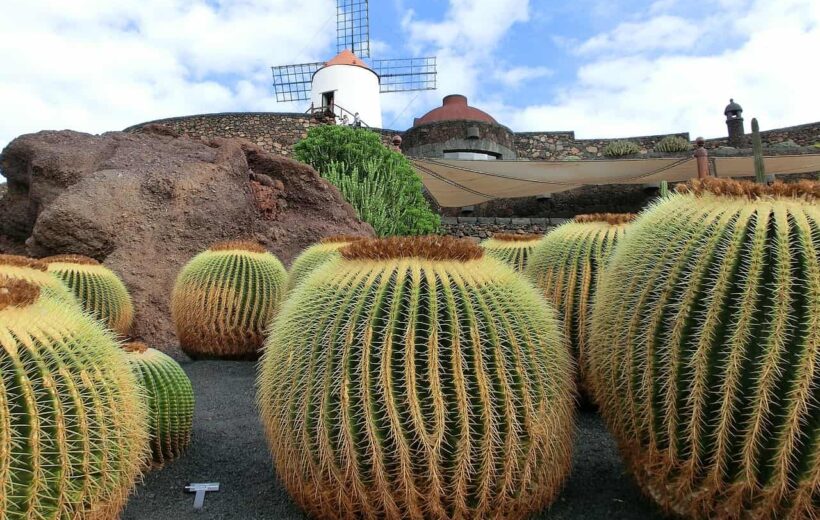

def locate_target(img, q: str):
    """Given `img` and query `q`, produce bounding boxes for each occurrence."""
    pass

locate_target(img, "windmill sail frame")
[271,62,324,102]
[337,0,370,58]
[373,57,438,93]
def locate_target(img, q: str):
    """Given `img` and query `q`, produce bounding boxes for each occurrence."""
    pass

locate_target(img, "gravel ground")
[123,361,666,520]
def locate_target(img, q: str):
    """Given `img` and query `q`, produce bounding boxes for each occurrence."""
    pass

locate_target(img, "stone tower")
[725,98,745,147]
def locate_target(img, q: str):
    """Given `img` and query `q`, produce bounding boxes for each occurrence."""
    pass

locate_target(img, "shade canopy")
[411,155,820,207]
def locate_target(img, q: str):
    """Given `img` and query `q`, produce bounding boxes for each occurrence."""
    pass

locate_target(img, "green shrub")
[323,158,440,236]
[654,135,691,152]
[603,140,640,157]
[294,125,439,236]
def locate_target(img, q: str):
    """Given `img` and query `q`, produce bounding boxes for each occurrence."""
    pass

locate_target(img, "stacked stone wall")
[124,112,400,156]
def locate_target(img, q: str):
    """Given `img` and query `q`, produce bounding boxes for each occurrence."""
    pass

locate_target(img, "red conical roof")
[324,49,371,70]
[413,95,497,126]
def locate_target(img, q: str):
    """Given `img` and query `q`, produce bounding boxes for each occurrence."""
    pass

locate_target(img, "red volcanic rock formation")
[0,126,373,356]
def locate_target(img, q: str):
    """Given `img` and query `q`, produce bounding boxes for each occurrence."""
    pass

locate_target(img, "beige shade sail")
[412,154,820,207]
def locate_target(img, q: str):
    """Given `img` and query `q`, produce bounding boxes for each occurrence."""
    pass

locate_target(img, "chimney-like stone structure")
[724,98,745,147]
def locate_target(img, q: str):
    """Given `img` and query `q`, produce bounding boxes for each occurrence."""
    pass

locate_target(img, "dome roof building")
[403,94,517,161]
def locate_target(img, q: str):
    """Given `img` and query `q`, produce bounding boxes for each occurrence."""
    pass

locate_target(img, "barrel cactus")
[43,254,135,336]
[654,135,691,153]
[259,236,575,520]
[0,275,148,519]
[171,240,288,359]
[0,254,78,306]
[603,140,640,157]
[123,342,195,468]
[479,233,543,272]
[288,235,365,291]
[588,178,820,518]
[525,214,634,398]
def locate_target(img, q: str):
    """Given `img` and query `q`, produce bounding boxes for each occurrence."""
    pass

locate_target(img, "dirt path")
[123,361,665,520]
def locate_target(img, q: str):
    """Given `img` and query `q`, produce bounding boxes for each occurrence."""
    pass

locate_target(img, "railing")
[305,103,370,128]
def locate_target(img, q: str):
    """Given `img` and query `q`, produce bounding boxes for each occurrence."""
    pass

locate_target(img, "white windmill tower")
[271,0,437,129]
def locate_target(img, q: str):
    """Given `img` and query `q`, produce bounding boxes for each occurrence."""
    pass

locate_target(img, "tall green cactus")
[258,236,575,520]
[479,233,543,272]
[525,214,634,399]
[287,235,365,291]
[0,254,79,307]
[0,275,148,519]
[588,178,820,518]
[752,118,766,183]
[43,254,135,336]
[171,241,288,359]
[123,342,195,468]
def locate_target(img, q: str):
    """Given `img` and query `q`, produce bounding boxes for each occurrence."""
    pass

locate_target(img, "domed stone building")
[402,95,517,160]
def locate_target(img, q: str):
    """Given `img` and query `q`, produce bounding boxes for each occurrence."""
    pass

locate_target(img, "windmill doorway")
[322,91,335,112]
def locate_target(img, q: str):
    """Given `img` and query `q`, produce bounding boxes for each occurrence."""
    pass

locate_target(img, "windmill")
[271,0,437,128]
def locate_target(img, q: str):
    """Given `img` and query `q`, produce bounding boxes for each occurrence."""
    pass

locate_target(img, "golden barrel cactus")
[123,342,195,468]
[0,254,78,306]
[525,214,634,398]
[588,179,820,518]
[288,235,365,291]
[259,236,575,520]
[479,233,543,271]
[0,275,148,519]
[43,254,135,336]
[171,241,288,359]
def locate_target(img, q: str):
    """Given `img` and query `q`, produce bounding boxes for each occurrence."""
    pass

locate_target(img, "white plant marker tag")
[185,482,220,510]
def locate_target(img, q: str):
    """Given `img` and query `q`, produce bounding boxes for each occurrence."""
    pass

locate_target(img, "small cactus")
[259,236,575,520]
[479,232,543,271]
[43,254,135,335]
[123,342,195,468]
[0,275,148,519]
[525,214,634,399]
[0,254,78,306]
[588,178,820,518]
[654,135,691,153]
[171,240,288,359]
[288,235,365,291]
[603,140,640,157]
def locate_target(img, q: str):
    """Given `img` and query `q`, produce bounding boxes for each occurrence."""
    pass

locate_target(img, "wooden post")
[694,137,709,179]
[751,118,766,183]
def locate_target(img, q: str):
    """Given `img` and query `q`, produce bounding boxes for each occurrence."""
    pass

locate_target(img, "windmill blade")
[372,57,437,93]
[271,62,324,102]
[337,0,370,58]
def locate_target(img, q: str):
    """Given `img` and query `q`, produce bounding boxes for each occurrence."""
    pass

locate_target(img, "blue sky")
[0,0,818,163]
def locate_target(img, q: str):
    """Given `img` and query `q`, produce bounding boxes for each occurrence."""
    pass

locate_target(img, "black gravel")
[123,361,666,519]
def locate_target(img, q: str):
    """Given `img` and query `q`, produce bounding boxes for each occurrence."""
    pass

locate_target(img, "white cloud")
[493,66,553,88]
[0,0,336,160]
[502,0,820,139]
[576,15,704,55]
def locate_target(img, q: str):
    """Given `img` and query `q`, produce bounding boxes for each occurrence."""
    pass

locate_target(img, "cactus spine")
[0,275,148,519]
[588,178,820,518]
[43,254,135,336]
[258,236,575,520]
[171,241,288,359]
[479,233,543,272]
[288,235,365,291]
[123,342,195,468]
[525,214,633,399]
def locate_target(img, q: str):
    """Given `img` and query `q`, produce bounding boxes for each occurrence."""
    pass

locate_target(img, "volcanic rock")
[0,127,373,356]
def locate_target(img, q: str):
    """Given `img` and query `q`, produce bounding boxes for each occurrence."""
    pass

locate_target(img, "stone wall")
[126,112,820,161]
[514,131,691,160]
[124,112,400,156]
[704,121,820,149]
[440,216,560,240]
